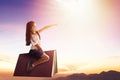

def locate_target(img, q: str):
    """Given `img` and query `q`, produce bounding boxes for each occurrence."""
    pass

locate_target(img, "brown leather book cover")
[13,50,57,77]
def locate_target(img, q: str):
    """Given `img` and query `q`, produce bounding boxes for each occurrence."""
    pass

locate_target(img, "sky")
[0,0,120,74]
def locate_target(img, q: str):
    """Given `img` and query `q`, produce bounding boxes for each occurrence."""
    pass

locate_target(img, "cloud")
[0,55,16,64]
[58,63,89,73]
[110,56,120,59]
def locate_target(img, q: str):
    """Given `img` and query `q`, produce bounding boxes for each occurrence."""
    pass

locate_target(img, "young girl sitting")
[26,21,57,72]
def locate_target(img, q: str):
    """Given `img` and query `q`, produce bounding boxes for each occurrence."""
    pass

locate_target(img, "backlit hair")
[26,21,35,46]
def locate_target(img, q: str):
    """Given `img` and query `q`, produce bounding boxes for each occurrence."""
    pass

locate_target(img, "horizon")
[0,70,120,80]
[0,0,120,75]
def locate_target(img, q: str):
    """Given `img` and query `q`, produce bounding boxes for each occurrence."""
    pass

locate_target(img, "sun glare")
[52,0,120,73]
[56,0,81,13]
[54,0,103,58]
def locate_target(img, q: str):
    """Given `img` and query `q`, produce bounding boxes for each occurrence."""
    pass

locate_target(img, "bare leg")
[32,52,50,67]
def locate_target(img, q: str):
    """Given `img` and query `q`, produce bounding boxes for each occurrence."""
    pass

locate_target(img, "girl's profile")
[26,21,57,72]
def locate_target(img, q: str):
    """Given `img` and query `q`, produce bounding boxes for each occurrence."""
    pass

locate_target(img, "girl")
[26,21,57,72]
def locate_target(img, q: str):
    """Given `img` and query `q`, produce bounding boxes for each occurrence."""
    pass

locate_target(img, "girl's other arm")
[37,24,58,33]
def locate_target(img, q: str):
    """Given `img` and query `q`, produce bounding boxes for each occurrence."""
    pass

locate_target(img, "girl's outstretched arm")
[37,24,58,33]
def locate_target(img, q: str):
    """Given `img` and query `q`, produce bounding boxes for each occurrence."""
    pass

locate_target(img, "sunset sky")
[0,0,120,74]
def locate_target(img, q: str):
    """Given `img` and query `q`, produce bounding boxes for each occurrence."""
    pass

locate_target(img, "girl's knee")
[45,54,50,61]
[42,53,50,62]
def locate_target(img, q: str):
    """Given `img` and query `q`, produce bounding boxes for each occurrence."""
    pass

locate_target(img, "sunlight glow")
[52,0,120,73]
[54,0,104,60]
[56,0,81,13]
[0,61,14,72]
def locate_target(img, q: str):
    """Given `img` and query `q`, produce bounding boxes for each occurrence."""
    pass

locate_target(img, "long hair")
[26,21,35,46]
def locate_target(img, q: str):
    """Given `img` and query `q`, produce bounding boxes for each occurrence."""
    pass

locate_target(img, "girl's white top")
[30,33,41,50]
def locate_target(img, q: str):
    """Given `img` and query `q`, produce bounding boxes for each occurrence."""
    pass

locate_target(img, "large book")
[14,50,57,77]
